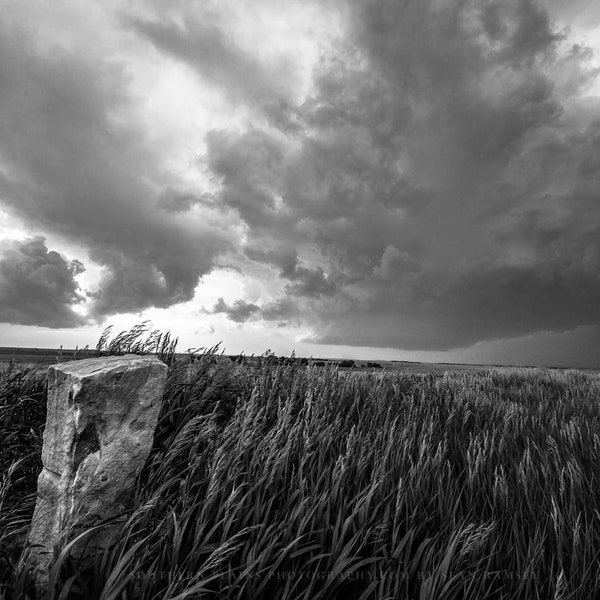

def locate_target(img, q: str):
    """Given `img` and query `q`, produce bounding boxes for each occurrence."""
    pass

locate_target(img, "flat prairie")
[2,340,600,599]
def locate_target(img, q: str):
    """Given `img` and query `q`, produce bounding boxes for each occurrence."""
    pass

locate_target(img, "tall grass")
[95,321,178,366]
[0,361,46,589]
[1,329,600,598]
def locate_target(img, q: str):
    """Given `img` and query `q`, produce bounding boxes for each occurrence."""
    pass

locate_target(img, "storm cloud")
[0,237,85,328]
[2,0,600,365]
[184,0,600,352]
[211,296,300,325]
[0,9,232,321]
[212,297,260,323]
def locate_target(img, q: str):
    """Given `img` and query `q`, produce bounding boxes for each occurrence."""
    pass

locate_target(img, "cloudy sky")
[1,0,600,368]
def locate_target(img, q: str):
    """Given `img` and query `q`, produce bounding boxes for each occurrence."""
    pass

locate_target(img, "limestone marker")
[24,354,167,590]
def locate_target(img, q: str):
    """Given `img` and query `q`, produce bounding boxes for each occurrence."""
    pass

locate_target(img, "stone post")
[23,354,167,594]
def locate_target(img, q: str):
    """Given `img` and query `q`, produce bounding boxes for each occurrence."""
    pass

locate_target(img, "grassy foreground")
[1,335,600,598]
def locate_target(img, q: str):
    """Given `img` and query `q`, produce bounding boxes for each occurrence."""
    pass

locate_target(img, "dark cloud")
[284,266,336,298]
[205,129,287,228]
[260,297,301,322]
[212,297,260,323]
[319,258,600,350]
[245,246,336,297]
[0,237,86,328]
[194,0,600,358]
[0,16,231,321]
[211,296,300,325]
[465,325,600,369]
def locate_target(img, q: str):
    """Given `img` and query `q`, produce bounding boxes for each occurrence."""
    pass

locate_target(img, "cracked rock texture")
[26,354,167,585]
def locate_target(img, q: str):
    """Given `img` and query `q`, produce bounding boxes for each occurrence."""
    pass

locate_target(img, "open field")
[0,346,570,375]
[2,332,600,599]
[0,347,97,365]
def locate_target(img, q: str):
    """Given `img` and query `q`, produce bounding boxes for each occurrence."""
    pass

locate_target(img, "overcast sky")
[1,0,600,368]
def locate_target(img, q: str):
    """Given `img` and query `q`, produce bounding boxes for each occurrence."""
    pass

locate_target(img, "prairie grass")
[1,330,600,599]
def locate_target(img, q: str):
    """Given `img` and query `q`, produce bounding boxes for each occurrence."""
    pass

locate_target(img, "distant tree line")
[212,354,383,369]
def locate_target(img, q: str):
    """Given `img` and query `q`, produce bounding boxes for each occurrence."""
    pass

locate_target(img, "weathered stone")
[25,354,167,590]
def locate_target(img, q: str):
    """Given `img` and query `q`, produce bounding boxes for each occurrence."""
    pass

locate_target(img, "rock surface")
[25,354,167,588]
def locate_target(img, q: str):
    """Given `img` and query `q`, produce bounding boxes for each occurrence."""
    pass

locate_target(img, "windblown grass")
[1,329,600,599]
[95,321,178,366]
[0,361,46,587]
